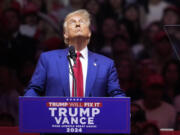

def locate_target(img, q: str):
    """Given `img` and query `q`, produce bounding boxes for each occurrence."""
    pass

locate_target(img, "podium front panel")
[19,97,130,134]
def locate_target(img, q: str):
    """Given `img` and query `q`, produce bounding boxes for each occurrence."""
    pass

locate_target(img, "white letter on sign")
[92,108,100,117]
[54,117,62,124]
[59,108,67,116]
[49,108,57,117]
[80,108,90,117]
[69,108,78,117]
[80,117,86,124]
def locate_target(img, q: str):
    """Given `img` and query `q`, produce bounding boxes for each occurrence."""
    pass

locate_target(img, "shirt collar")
[68,45,88,60]
[76,46,88,60]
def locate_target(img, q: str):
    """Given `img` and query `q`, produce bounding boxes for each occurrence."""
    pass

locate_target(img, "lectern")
[19,97,130,134]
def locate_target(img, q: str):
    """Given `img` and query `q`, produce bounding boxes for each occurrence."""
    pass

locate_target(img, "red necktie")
[72,52,84,97]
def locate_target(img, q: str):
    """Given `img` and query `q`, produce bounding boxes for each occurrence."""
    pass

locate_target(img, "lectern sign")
[19,97,130,134]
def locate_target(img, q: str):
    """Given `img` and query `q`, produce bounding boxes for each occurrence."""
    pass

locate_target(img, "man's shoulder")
[161,101,176,112]
[174,95,180,101]
[174,95,180,112]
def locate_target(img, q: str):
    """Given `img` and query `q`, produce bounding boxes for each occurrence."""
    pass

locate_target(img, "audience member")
[0,8,37,69]
[122,3,142,45]
[162,60,180,103]
[135,57,158,98]
[174,95,180,113]
[135,74,176,128]
[141,0,170,28]
[151,31,173,73]
[99,17,118,57]
[19,2,39,38]
[131,103,146,135]
[0,65,19,125]
[175,112,180,130]
[112,35,132,60]
[100,0,125,20]
[52,0,85,24]
[116,58,137,100]
[141,123,160,135]
[84,0,102,51]
[162,6,180,26]
[134,21,161,60]
[117,20,130,40]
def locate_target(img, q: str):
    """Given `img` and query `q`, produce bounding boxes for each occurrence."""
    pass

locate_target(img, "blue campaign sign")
[19,97,130,134]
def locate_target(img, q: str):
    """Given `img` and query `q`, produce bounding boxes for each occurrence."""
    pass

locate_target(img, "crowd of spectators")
[0,0,180,134]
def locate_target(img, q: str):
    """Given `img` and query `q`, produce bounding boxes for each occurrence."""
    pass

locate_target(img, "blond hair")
[63,9,91,44]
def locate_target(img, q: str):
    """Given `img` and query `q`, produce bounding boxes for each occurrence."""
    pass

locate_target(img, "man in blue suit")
[24,9,125,97]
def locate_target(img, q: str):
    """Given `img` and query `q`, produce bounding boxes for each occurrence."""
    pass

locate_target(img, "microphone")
[69,46,77,65]
[67,46,77,97]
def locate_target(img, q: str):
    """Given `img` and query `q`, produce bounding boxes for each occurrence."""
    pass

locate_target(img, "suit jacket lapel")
[85,51,97,97]
[58,48,70,96]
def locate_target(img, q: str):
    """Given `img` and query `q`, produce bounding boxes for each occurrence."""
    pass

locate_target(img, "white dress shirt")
[69,46,88,97]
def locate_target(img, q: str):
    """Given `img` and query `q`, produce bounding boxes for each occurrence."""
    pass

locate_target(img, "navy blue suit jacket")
[24,48,125,97]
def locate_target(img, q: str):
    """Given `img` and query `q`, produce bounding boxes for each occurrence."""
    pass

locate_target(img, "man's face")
[156,39,172,56]
[64,14,91,41]
[102,18,117,39]
[163,11,179,25]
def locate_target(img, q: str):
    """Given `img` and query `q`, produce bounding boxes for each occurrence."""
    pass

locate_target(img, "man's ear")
[63,31,69,44]
[64,31,68,39]
[88,31,91,38]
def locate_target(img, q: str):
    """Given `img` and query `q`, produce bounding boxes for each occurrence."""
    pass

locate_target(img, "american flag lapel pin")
[93,62,97,66]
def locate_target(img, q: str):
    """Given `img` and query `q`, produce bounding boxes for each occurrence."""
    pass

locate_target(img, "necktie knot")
[76,52,81,58]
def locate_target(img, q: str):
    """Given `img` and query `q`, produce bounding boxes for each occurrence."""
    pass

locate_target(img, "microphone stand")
[67,55,77,97]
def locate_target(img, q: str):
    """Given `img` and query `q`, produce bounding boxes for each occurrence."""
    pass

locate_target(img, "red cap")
[145,74,164,87]
[164,6,180,14]
[154,31,168,42]
[10,1,21,12]
[23,2,39,15]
